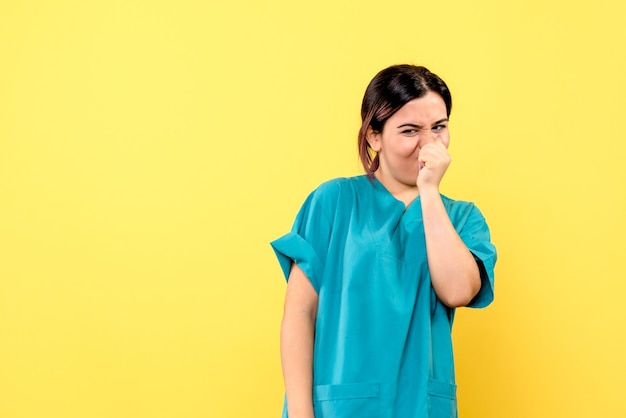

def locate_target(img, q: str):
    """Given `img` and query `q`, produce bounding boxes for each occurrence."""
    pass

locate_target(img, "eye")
[432,124,448,132]
[401,128,419,135]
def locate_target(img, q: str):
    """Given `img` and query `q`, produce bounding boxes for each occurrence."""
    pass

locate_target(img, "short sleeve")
[458,204,497,308]
[270,183,337,294]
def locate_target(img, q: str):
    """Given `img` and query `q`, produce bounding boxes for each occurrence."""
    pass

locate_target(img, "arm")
[420,187,481,307]
[281,263,318,418]
[418,137,481,307]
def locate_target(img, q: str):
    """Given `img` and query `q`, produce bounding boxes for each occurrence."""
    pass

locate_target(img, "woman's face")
[368,91,450,188]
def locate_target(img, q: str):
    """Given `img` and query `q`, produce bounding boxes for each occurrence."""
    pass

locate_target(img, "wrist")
[417,184,440,198]
[287,400,315,418]
[288,409,315,418]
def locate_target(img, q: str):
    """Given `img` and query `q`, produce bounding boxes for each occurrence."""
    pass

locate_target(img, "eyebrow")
[396,118,449,129]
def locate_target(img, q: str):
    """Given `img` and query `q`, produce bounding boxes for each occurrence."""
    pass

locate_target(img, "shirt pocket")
[427,379,457,418]
[313,382,380,418]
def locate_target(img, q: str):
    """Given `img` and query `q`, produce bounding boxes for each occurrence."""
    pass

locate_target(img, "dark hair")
[358,65,452,176]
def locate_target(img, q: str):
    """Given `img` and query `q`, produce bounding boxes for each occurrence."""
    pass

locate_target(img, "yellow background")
[1,1,625,417]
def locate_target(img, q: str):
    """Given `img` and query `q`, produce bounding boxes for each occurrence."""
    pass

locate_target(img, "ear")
[366,126,382,152]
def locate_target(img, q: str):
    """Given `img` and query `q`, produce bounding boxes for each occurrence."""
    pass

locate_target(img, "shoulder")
[300,176,367,217]
[308,175,367,202]
[440,194,486,224]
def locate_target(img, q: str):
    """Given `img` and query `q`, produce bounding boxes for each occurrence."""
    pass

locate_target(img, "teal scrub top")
[271,175,496,418]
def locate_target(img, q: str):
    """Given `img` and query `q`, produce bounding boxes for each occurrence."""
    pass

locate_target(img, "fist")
[417,136,451,190]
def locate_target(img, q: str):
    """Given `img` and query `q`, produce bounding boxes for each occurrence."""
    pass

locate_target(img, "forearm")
[420,186,481,307]
[280,264,318,418]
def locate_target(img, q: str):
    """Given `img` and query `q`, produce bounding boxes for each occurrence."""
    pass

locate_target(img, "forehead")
[391,91,447,121]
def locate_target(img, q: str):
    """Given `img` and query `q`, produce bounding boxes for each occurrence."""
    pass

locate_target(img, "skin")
[281,264,317,418]
[367,90,451,205]
[281,91,481,417]
[367,91,481,307]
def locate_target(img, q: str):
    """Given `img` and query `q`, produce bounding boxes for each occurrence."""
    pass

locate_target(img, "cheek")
[398,139,420,156]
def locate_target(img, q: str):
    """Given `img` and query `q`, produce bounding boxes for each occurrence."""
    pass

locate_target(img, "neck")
[374,171,419,207]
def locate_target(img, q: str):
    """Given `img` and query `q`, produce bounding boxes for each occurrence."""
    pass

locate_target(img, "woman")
[271,64,496,418]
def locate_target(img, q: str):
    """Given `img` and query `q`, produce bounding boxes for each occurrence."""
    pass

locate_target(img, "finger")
[419,146,448,169]
[424,139,447,155]
[421,137,443,152]
[417,150,427,170]
[432,134,446,148]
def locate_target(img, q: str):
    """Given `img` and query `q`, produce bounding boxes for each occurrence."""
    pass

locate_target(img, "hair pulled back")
[358,65,452,176]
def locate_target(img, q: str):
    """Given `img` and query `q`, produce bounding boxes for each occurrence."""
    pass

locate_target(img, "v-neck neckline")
[371,176,421,212]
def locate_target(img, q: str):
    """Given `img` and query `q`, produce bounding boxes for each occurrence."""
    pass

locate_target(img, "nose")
[417,130,438,147]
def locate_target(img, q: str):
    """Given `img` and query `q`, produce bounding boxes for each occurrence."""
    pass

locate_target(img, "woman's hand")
[416,135,451,191]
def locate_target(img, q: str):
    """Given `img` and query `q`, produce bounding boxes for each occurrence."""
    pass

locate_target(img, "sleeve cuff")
[270,231,324,294]
[467,244,496,308]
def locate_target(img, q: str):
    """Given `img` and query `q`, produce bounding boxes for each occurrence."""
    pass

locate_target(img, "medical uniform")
[271,175,496,418]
